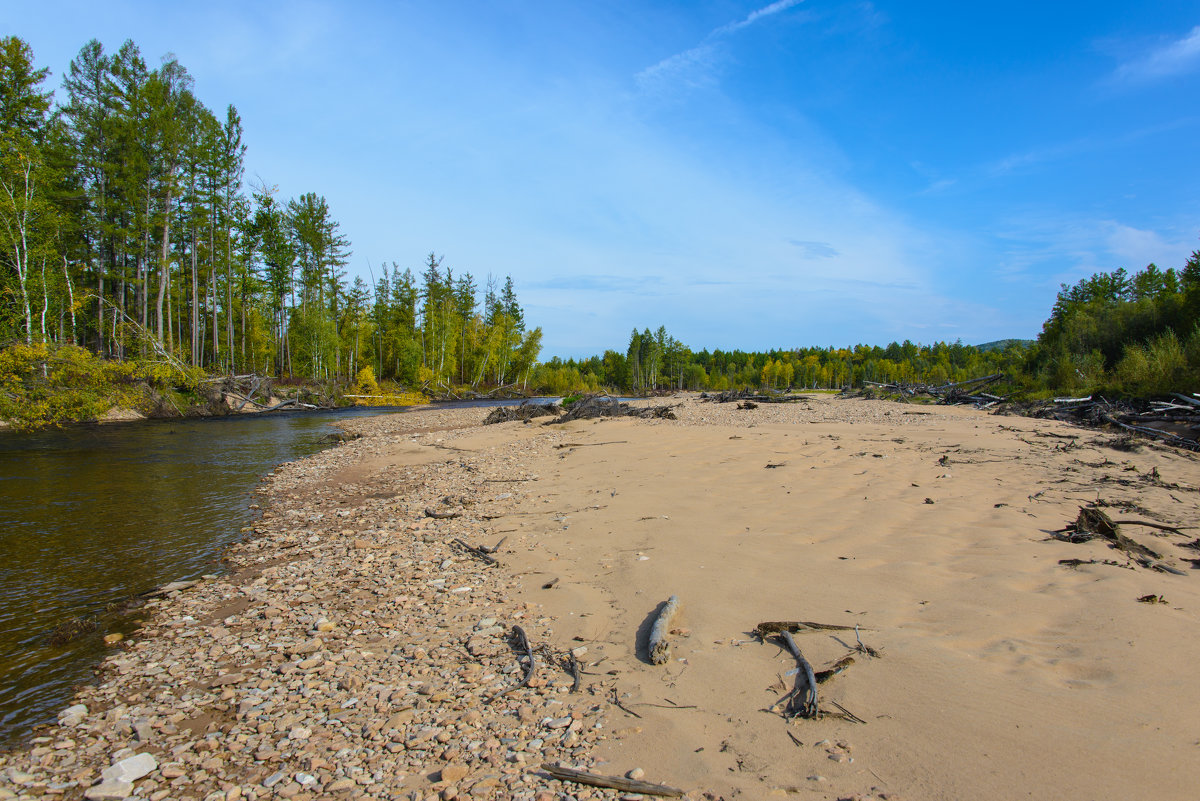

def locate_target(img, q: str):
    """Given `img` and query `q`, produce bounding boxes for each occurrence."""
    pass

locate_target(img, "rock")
[103,633,124,645]
[263,770,288,788]
[84,779,134,799]
[626,767,645,780]
[59,704,88,727]
[133,719,153,742]
[440,764,468,784]
[326,778,357,793]
[159,763,186,779]
[101,752,157,783]
[546,717,572,729]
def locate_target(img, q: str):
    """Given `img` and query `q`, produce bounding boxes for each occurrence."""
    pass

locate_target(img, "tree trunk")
[155,188,172,343]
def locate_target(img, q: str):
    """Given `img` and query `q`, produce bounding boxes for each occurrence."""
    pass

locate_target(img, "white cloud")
[1114,25,1200,83]
[716,0,806,36]
[636,0,806,93]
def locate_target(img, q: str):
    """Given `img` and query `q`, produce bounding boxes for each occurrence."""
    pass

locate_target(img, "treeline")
[1027,255,1200,396]
[531,325,1029,395]
[0,36,540,387]
[533,251,1200,398]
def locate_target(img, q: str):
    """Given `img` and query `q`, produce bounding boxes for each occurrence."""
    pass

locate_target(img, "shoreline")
[1,396,1198,800]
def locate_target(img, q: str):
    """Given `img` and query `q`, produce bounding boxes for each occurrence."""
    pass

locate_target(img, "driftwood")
[424,507,461,520]
[778,631,818,718]
[699,389,808,404]
[999,395,1200,450]
[539,764,684,798]
[483,402,559,425]
[858,374,1005,408]
[1052,507,1188,574]
[755,620,862,638]
[648,595,680,665]
[854,625,883,658]
[1052,507,1160,559]
[568,652,582,692]
[553,395,677,423]
[814,654,856,683]
[450,538,498,566]
[488,625,535,702]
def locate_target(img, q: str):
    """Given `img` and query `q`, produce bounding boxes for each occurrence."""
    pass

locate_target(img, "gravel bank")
[0,405,656,801]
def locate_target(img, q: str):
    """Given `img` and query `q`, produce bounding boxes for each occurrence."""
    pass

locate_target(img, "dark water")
[0,406,406,747]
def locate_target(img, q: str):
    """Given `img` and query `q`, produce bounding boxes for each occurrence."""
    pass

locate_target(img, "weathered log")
[648,595,680,665]
[755,620,862,638]
[539,764,684,798]
[779,631,818,718]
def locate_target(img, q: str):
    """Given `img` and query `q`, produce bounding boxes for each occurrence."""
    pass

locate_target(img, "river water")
[0,403,523,747]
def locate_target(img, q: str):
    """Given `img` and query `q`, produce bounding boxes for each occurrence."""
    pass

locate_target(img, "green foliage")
[1031,256,1200,397]
[0,342,200,429]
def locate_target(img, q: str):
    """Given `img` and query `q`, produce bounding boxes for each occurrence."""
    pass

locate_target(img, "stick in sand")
[648,595,680,665]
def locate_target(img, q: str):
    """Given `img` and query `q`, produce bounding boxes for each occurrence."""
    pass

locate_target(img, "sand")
[455,395,1200,799]
[2,394,1197,801]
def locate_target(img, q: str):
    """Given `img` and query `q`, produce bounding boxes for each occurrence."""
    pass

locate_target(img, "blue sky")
[5,1,1199,358]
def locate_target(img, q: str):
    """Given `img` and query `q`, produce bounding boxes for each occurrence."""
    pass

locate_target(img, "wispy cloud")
[636,0,805,92]
[1113,25,1200,83]
[715,0,806,36]
[529,274,664,295]
[788,239,839,258]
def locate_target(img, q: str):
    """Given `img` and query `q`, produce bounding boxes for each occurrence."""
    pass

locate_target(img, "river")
[0,401,551,747]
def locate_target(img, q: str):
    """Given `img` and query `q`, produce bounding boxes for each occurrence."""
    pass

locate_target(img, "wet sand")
[2,396,1198,801]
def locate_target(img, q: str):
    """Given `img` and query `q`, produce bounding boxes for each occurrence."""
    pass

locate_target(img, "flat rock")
[101,752,157,783]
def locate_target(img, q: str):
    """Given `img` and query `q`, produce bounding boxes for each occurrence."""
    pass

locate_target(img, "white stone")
[85,779,134,800]
[101,752,157,783]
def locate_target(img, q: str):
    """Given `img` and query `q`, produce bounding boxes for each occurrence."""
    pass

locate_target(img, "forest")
[529,256,1200,398]
[0,36,541,403]
[3,35,1199,429]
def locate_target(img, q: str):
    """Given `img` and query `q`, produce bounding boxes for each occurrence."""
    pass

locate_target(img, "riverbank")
[2,396,1199,800]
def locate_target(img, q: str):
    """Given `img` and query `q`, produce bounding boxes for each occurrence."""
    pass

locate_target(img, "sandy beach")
[2,395,1199,801]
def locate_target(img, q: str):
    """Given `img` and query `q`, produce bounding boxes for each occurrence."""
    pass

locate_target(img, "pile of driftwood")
[698,388,808,404]
[554,395,676,423]
[482,402,560,424]
[427,382,532,402]
[203,374,318,413]
[1014,393,1200,450]
[483,395,676,426]
[858,373,1006,408]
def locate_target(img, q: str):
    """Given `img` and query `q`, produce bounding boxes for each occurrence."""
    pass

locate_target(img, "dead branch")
[539,764,684,798]
[451,538,498,566]
[488,625,535,702]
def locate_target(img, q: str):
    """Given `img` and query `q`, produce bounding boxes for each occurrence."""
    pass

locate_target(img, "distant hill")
[974,339,1034,353]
